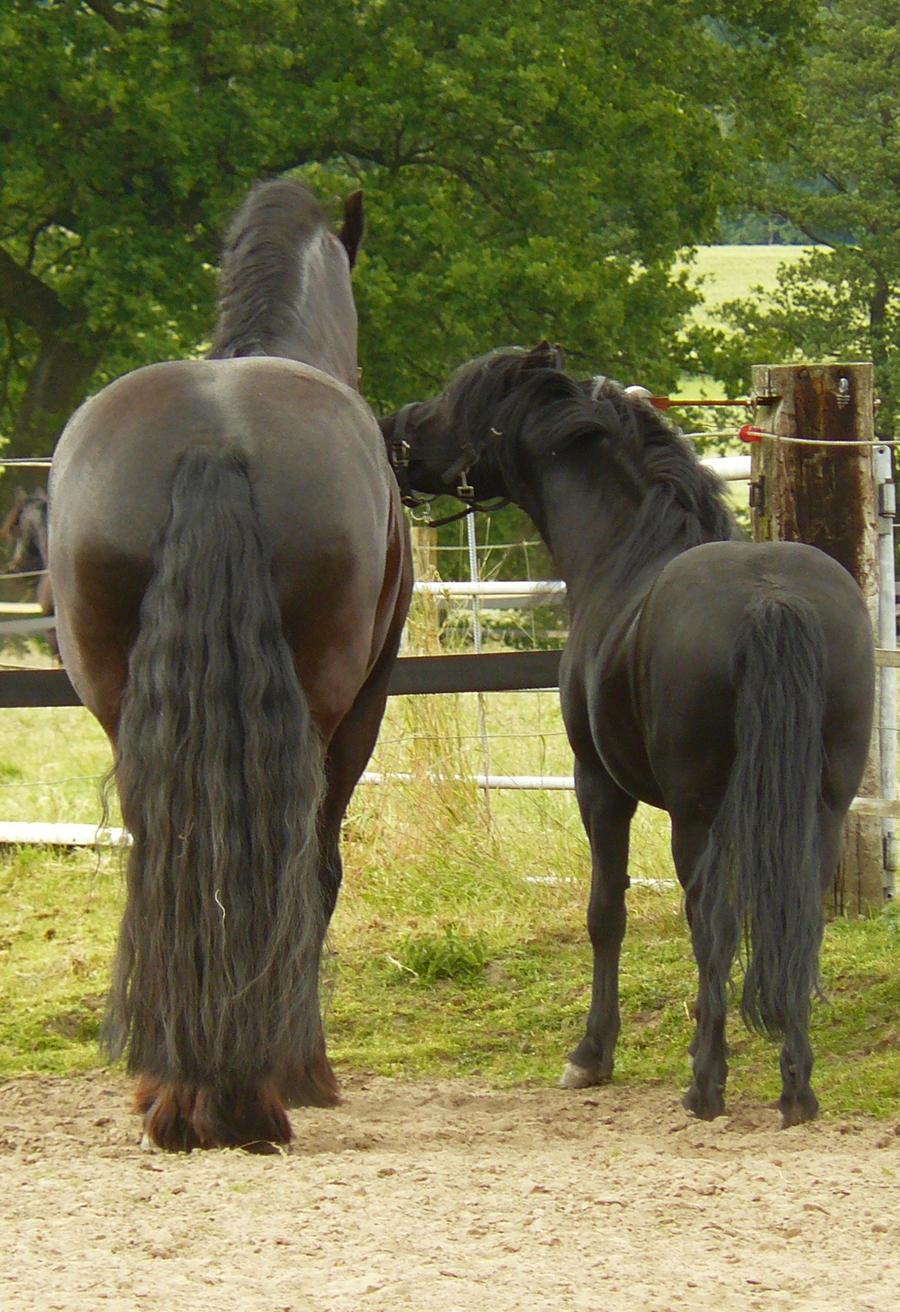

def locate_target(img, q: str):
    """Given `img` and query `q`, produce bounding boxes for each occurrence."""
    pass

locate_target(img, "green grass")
[1,681,898,1120]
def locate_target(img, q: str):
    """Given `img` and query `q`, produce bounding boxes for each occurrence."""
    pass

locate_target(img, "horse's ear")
[339,191,365,269]
[524,341,564,371]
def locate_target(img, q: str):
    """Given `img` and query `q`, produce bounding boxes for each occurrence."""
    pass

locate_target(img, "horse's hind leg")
[675,816,737,1120]
[778,1023,818,1127]
[776,808,843,1127]
[283,608,408,1110]
[561,758,636,1089]
[134,1076,291,1153]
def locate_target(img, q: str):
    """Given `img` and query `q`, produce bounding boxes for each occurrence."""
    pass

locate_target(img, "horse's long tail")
[103,446,330,1146]
[692,593,828,1039]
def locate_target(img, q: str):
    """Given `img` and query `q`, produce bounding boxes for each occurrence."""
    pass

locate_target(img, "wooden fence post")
[749,362,883,913]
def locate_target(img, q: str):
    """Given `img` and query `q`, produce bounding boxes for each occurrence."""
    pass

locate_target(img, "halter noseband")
[386,406,509,527]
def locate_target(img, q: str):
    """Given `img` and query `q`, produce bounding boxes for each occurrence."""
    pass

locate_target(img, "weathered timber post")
[749,362,883,913]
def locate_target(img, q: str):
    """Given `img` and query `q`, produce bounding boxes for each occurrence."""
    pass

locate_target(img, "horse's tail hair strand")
[690,593,828,1039]
[103,445,326,1101]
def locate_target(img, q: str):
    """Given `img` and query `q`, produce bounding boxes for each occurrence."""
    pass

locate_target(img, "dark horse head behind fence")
[49,179,412,1151]
[382,343,875,1127]
[2,487,48,577]
[1,487,56,649]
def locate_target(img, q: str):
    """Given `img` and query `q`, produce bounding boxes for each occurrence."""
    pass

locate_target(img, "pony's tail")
[103,446,331,1144]
[691,594,828,1039]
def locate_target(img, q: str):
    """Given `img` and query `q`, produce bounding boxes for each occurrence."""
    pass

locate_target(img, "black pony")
[382,344,875,1126]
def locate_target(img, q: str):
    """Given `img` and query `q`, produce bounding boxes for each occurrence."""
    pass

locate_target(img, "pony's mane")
[583,379,740,581]
[208,180,330,359]
[445,349,739,577]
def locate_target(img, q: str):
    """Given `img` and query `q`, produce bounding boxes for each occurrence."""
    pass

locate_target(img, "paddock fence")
[1,395,897,908]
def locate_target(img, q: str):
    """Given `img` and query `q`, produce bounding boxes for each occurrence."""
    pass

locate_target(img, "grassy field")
[1,664,898,1118]
[683,244,811,329]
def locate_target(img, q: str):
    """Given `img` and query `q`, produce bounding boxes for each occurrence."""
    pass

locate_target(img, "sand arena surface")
[1,1072,898,1311]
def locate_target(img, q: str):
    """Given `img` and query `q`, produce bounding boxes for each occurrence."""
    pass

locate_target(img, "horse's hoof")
[134,1076,294,1152]
[282,1053,341,1108]
[779,1092,819,1128]
[682,1085,725,1121]
[560,1061,608,1090]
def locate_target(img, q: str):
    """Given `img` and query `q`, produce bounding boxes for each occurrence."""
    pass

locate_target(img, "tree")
[0,1,816,456]
[705,1,900,435]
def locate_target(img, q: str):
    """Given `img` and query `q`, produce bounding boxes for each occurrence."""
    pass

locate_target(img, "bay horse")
[1,487,56,653]
[381,343,875,1126]
[49,179,412,1150]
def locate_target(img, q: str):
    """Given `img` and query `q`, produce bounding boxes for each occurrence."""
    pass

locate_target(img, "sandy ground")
[0,1071,898,1312]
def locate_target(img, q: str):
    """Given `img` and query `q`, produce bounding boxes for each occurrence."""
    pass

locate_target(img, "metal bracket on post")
[875,443,897,898]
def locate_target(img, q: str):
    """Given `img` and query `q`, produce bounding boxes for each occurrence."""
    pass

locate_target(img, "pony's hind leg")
[773,807,851,1129]
[561,759,636,1089]
[675,815,737,1121]
[682,923,732,1121]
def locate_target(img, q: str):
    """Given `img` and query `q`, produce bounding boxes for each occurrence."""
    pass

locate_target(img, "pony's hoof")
[682,1084,725,1121]
[779,1091,819,1128]
[560,1061,608,1090]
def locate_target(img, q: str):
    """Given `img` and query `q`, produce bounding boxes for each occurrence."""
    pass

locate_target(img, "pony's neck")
[520,455,728,614]
[525,463,638,607]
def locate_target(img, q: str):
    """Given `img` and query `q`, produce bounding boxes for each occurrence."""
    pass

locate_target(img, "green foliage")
[391,924,488,985]
[0,1,819,450]
[703,1,900,434]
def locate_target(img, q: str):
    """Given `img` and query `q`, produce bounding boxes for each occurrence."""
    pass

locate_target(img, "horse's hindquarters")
[48,358,409,1149]
[634,540,874,817]
[49,357,401,738]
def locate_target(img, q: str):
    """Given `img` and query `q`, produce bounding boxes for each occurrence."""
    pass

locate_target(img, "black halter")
[386,403,509,527]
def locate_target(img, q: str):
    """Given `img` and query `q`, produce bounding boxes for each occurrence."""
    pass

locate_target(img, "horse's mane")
[446,349,739,579]
[208,180,330,359]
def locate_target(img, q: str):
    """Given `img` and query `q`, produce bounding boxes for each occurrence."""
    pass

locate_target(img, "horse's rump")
[49,357,401,730]
[636,541,874,803]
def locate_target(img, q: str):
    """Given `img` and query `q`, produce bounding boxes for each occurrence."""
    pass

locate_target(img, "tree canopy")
[707,0,900,435]
[0,0,818,456]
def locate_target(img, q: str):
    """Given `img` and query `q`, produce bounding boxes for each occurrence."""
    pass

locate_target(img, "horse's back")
[49,356,407,738]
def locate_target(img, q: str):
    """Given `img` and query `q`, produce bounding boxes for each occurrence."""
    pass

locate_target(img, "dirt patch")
[1,1072,898,1310]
